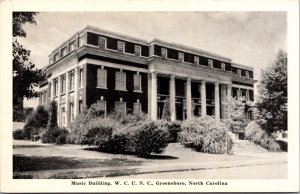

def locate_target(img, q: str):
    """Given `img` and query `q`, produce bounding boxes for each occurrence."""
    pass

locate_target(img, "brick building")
[39,25,256,127]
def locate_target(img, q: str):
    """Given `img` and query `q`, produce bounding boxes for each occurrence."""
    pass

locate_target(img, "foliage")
[245,121,281,152]
[179,116,233,154]
[161,98,171,121]
[255,50,287,133]
[13,129,27,140]
[223,96,248,135]
[23,105,48,139]
[47,101,58,130]
[155,120,181,143]
[108,110,148,125]
[41,127,68,144]
[55,133,68,145]
[13,12,45,121]
[13,12,37,37]
[132,121,172,157]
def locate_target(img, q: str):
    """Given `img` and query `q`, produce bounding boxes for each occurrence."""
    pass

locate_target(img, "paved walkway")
[13,140,287,179]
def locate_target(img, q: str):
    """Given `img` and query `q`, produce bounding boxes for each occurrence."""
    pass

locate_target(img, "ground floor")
[39,62,255,127]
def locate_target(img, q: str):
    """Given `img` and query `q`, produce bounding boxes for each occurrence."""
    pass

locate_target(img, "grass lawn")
[13,140,287,179]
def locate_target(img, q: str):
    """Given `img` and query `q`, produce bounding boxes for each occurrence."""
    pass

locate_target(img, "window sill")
[115,89,127,92]
[133,90,143,93]
[96,87,108,89]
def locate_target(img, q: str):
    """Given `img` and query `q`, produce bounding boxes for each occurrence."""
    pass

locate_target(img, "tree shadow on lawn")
[13,154,142,172]
[13,144,47,149]
[84,147,178,160]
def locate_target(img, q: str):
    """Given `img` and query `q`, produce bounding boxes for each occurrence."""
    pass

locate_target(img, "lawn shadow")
[83,147,178,160]
[13,154,142,172]
[13,145,47,149]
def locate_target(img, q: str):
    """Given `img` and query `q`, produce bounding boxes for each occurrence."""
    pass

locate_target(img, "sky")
[19,12,287,108]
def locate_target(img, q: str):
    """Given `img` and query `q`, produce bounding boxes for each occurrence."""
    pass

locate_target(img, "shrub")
[56,133,68,145]
[155,120,181,143]
[132,121,172,157]
[245,121,281,152]
[13,129,26,140]
[179,116,233,154]
[23,105,49,140]
[47,101,58,130]
[41,127,68,144]
[108,111,148,125]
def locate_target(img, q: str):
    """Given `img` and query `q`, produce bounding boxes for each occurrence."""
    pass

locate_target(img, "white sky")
[19,12,287,108]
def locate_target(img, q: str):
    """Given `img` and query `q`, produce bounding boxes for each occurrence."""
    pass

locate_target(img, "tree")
[47,100,58,131]
[161,98,170,120]
[23,105,49,139]
[224,96,248,135]
[255,49,287,133]
[13,12,45,121]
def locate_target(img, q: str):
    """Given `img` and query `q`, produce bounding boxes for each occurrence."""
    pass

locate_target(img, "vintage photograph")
[11,11,289,180]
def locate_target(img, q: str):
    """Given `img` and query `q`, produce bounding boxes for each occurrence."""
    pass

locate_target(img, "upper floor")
[46,25,255,81]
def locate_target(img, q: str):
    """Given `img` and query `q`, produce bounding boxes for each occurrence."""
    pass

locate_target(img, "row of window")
[50,69,84,97]
[97,68,142,92]
[96,98,142,116]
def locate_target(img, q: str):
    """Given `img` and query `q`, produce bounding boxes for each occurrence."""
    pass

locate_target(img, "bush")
[13,129,27,140]
[245,121,281,152]
[132,121,172,157]
[41,127,68,144]
[56,133,68,145]
[23,105,49,140]
[179,116,233,154]
[155,120,181,143]
[108,111,148,125]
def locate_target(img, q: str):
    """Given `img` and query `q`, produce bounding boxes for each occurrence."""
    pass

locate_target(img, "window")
[87,32,99,46]
[48,84,52,97]
[134,45,141,56]
[99,37,106,49]
[184,53,193,63]
[79,36,85,47]
[79,100,83,114]
[106,37,118,50]
[69,41,75,52]
[54,53,59,62]
[141,46,149,57]
[249,71,254,78]
[208,59,213,68]
[61,47,67,57]
[115,71,126,91]
[133,74,142,92]
[70,103,74,122]
[167,49,179,60]
[70,72,75,91]
[125,42,134,54]
[161,48,167,58]
[133,101,142,114]
[79,69,83,88]
[115,101,126,114]
[97,68,107,88]
[43,91,47,103]
[154,45,162,56]
[117,41,125,52]
[96,100,106,117]
[61,76,66,94]
[54,80,58,96]
[194,56,199,64]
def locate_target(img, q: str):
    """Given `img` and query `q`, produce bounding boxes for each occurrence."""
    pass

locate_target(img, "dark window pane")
[241,69,246,77]
[154,45,161,56]
[213,61,221,69]
[106,37,118,50]
[184,53,193,63]
[199,56,208,66]
[142,46,149,57]
[87,32,99,46]
[249,90,254,101]
[167,48,178,60]
[232,67,238,74]
[125,42,134,54]
[225,63,232,71]
[249,71,253,78]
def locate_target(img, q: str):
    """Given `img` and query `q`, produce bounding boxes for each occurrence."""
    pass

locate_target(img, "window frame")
[115,71,126,91]
[133,74,142,92]
[97,68,107,89]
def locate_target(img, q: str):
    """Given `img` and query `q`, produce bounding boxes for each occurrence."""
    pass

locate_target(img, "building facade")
[39,25,256,127]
